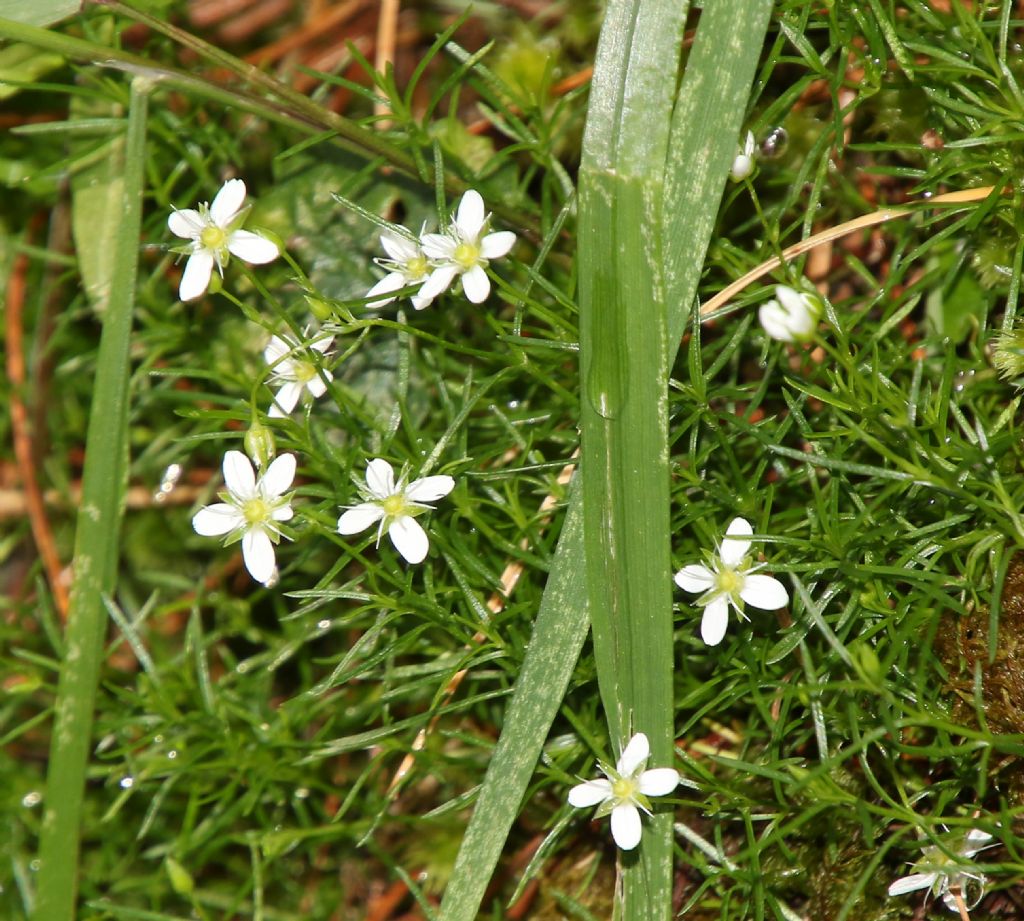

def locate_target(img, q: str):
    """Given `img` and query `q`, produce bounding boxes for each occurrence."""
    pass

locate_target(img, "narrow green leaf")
[438,490,588,921]
[33,76,150,921]
[0,42,64,101]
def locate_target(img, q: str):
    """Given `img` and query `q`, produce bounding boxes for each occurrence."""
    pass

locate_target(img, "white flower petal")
[455,189,485,240]
[222,450,256,498]
[418,264,459,301]
[740,573,789,610]
[310,335,334,355]
[888,872,938,897]
[271,503,294,522]
[420,233,456,260]
[389,515,429,564]
[742,130,756,157]
[775,285,805,315]
[618,732,650,776]
[638,768,680,797]
[963,829,995,855]
[462,264,491,303]
[610,803,642,851]
[720,517,753,566]
[366,272,405,307]
[306,372,331,398]
[701,595,731,646]
[260,453,296,498]
[168,208,203,240]
[365,459,396,499]
[179,251,215,302]
[567,778,612,808]
[405,475,455,503]
[337,503,385,535]
[730,153,754,181]
[758,301,794,342]
[481,230,515,259]
[227,230,278,264]
[674,564,715,594]
[210,178,246,226]
[242,527,276,584]
[264,335,290,365]
[410,287,435,311]
[269,381,303,417]
[192,503,243,536]
[380,231,419,262]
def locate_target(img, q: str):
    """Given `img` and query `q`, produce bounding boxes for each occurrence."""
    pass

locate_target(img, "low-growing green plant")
[2,2,1024,920]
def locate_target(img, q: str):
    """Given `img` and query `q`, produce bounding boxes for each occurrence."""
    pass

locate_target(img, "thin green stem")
[32,76,150,921]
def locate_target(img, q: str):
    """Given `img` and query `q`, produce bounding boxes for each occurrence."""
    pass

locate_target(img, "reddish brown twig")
[5,226,70,619]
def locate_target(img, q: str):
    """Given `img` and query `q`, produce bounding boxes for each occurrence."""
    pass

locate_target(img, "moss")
[936,558,1024,734]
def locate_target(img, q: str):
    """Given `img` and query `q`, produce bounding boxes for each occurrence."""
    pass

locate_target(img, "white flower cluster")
[178,181,514,584]
[366,189,516,309]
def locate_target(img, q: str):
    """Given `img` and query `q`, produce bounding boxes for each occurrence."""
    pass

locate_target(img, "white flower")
[674,517,789,646]
[888,828,995,912]
[264,332,335,418]
[730,130,756,181]
[168,179,279,302]
[337,459,454,564]
[192,450,296,585]
[419,190,516,304]
[567,732,680,851]
[758,285,822,343]
[366,230,436,310]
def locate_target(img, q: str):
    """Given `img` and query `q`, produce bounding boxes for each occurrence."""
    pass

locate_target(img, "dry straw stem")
[5,232,70,619]
[700,185,997,318]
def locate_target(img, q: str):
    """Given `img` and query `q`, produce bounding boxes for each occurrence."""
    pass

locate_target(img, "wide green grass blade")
[32,76,150,921]
[439,5,776,919]
[577,0,687,915]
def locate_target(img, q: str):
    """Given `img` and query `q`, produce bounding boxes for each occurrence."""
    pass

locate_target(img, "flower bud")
[730,131,757,181]
[758,285,823,343]
[244,420,276,469]
[991,327,1024,384]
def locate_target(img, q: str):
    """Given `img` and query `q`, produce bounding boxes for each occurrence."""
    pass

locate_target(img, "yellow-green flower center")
[611,776,638,802]
[242,497,270,526]
[453,242,480,269]
[294,360,317,383]
[200,225,227,251]
[382,494,407,517]
[406,255,429,279]
[715,567,744,597]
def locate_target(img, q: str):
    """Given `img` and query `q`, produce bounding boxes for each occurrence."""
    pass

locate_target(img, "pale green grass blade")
[663,0,774,338]
[32,77,150,921]
[0,0,79,27]
[440,5,774,920]
[437,490,587,921]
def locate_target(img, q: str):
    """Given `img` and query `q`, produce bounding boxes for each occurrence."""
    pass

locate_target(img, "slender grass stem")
[32,76,150,921]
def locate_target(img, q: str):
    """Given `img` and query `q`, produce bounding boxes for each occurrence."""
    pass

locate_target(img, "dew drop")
[760,126,789,159]
[119,776,135,789]
[317,619,331,631]
[167,750,178,760]
[21,792,41,808]
[294,787,310,799]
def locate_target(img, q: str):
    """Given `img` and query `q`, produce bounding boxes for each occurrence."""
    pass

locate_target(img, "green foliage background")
[2,1,1024,919]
